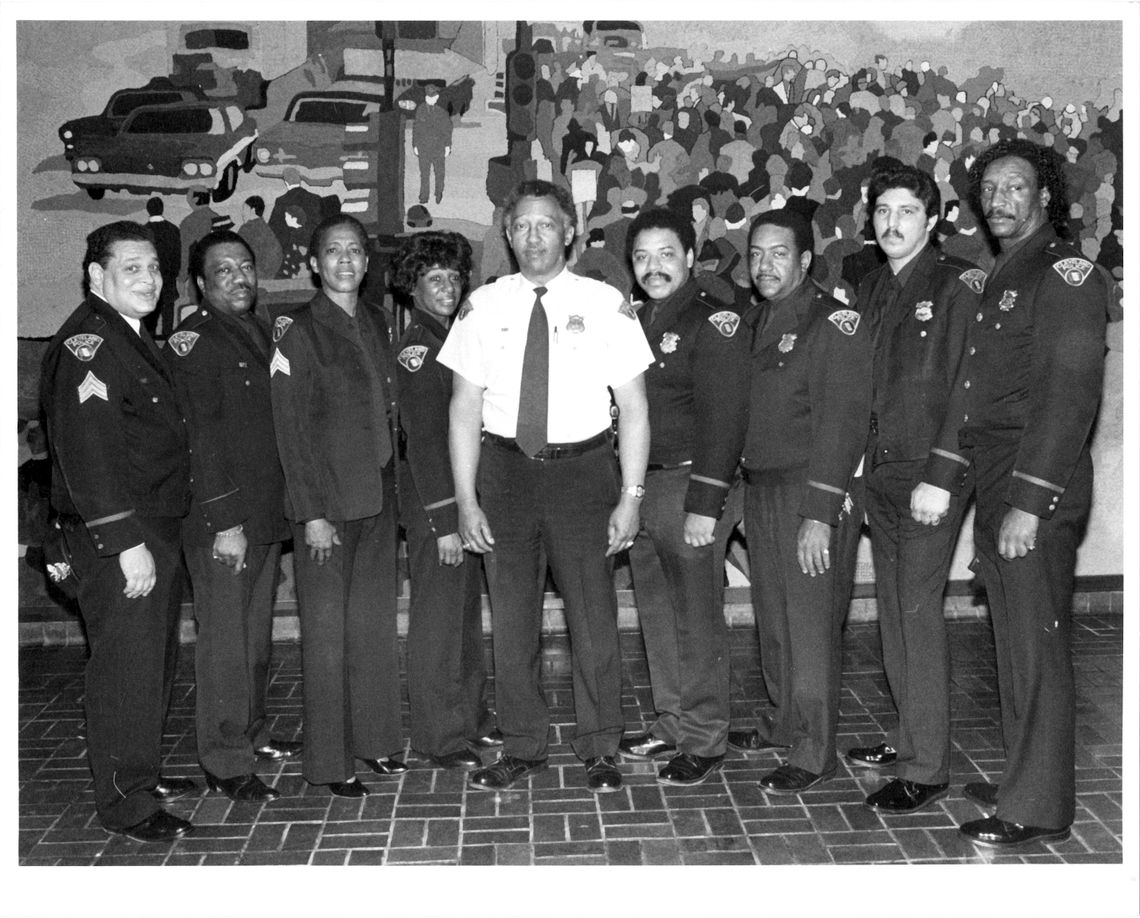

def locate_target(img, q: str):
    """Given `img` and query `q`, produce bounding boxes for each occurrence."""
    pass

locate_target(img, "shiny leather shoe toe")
[727,728,789,753]
[963,781,999,808]
[114,810,194,843]
[959,815,1070,848]
[429,749,483,769]
[618,731,677,759]
[254,739,303,761]
[845,742,897,768]
[468,754,547,791]
[469,728,504,748]
[151,776,198,800]
[360,756,409,776]
[865,778,949,813]
[759,763,835,795]
[320,779,369,798]
[204,770,281,803]
[656,752,724,786]
[585,755,622,793]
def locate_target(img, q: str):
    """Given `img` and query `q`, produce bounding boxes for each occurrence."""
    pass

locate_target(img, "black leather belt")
[484,430,611,460]
[646,460,692,472]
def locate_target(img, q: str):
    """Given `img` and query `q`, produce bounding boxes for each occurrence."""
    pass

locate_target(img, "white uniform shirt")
[438,268,653,443]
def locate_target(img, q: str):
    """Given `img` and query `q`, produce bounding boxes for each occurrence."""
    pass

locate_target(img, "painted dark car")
[252,82,386,187]
[57,79,207,161]
[395,75,474,118]
[70,101,257,202]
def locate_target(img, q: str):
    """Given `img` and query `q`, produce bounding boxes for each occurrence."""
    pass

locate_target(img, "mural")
[15,19,1126,619]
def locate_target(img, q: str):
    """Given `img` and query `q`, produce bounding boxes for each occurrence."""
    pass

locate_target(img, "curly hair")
[968,138,1070,237]
[391,231,473,299]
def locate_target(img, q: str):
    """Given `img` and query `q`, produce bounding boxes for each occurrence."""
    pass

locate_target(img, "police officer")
[844,166,983,812]
[164,230,299,803]
[913,139,1106,847]
[391,231,498,769]
[40,221,194,842]
[617,207,749,786]
[439,179,653,794]
[270,214,406,797]
[735,209,871,795]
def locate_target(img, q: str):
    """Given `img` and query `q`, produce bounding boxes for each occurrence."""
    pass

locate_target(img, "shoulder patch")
[269,349,291,377]
[827,309,861,336]
[397,345,429,372]
[456,299,474,321]
[959,268,986,294]
[707,310,741,338]
[272,315,294,342]
[166,330,200,357]
[63,334,103,362]
[618,300,638,320]
[1053,257,1094,287]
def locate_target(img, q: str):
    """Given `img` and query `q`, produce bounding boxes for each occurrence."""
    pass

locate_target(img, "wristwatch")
[621,484,645,500]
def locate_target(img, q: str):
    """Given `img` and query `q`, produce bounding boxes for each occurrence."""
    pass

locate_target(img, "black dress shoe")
[584,755,622,793]
[254,738,303,761]
[727,728,789,753]
[428,749,482,770]
[469,728,504,748]
[467,754,547,791]
[360,756,409,776]
[151,776,198,800]
[963,781,999,808]
[204,770,281,803]
[318,778,369,798]
[759,763,835,795]
[959,815,1070,848]
[657,752,724,786]
[865,778,949,813]
[845,742,897,768]
[114,810,194,843]
[618,731,677,759]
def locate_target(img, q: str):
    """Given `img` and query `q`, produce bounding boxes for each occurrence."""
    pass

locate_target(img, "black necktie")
[516,286,549,457]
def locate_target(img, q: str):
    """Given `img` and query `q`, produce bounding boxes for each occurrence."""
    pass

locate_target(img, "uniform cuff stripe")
[806,479,845,496]
[932,448,970,467]
[86,509,134,527]
[689,474,730,489]
[1012,470,1065,493]
[202,488,239,505]
[424,497,457,511]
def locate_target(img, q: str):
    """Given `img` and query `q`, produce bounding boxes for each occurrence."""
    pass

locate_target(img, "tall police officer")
[913,139,1106,847]
[41,221,195,842]
[617,207,750,786]
[845,166,983,812]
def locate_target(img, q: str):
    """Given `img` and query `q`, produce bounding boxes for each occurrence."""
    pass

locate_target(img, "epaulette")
[695,286,730,311]
[934,251,979,272]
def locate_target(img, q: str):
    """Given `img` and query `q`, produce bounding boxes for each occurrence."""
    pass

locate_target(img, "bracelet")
[621,484,645,500]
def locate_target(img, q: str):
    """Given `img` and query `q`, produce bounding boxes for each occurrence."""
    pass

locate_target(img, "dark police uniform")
[269,292,402,784]
[627,280,749,757]
[41,294,190,831]
[742,279,871,777]
[163,304,290,780]
[922,224,1105,830]
[857,246,982,785]
[394,311,493,758]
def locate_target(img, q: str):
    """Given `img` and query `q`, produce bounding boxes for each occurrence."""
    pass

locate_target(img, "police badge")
[660,332,679,353]
[397,345,428,372]
[998,290,1018,311]
[827,309,861,336]
[63,334,103,362]
[778,333,797,353]
[567,315,585,333]
[167,330,200,356]
[272,315,294,342]
[914,301,933,322]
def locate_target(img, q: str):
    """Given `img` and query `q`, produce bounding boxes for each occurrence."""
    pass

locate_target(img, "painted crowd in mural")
[17,19,1125,612]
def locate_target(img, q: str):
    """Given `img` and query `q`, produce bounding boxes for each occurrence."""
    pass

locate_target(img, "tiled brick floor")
[17,615,1124,873]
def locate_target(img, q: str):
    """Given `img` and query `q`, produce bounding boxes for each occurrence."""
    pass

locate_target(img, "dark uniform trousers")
[291,472,401,785]
[64,515,183,831]
[628,468,741,756]
[400,467,492,757]
[185,542,281,777]
[746,472,863,776]
[478,437,623,761]
[864,459,971,785]
[973,440,1090,830]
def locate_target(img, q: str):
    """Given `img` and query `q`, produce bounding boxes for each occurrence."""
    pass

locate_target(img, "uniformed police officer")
[439,179,653,794]
[844,166,983,812]
[40,221,195,842]
[391,231,498,769]
[270,214,406,797]
[164,230,299,802]
[617,207,749,786]
[913,139,1106,847]
[735,209,871,795]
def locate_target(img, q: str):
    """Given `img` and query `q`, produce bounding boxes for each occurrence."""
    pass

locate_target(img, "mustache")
[643,272,672,282]
[985,209,1014,220]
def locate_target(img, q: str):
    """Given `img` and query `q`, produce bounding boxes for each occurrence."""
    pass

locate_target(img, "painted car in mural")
[57,78,208,161]
[252,82,387,187]
[69,101,257,202]
[395,75,475,117]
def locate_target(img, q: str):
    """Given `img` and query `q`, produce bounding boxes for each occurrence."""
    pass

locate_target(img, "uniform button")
[995,323,1002,329]
[964,380,971,389]
[152,396,159,403]
[778,361,785,367]
[976,312,983,321]
[920,330,927,337]
[245,380,251,386]
[963,414,968,422]
[658,362,665,368]
[969,346,976,355]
